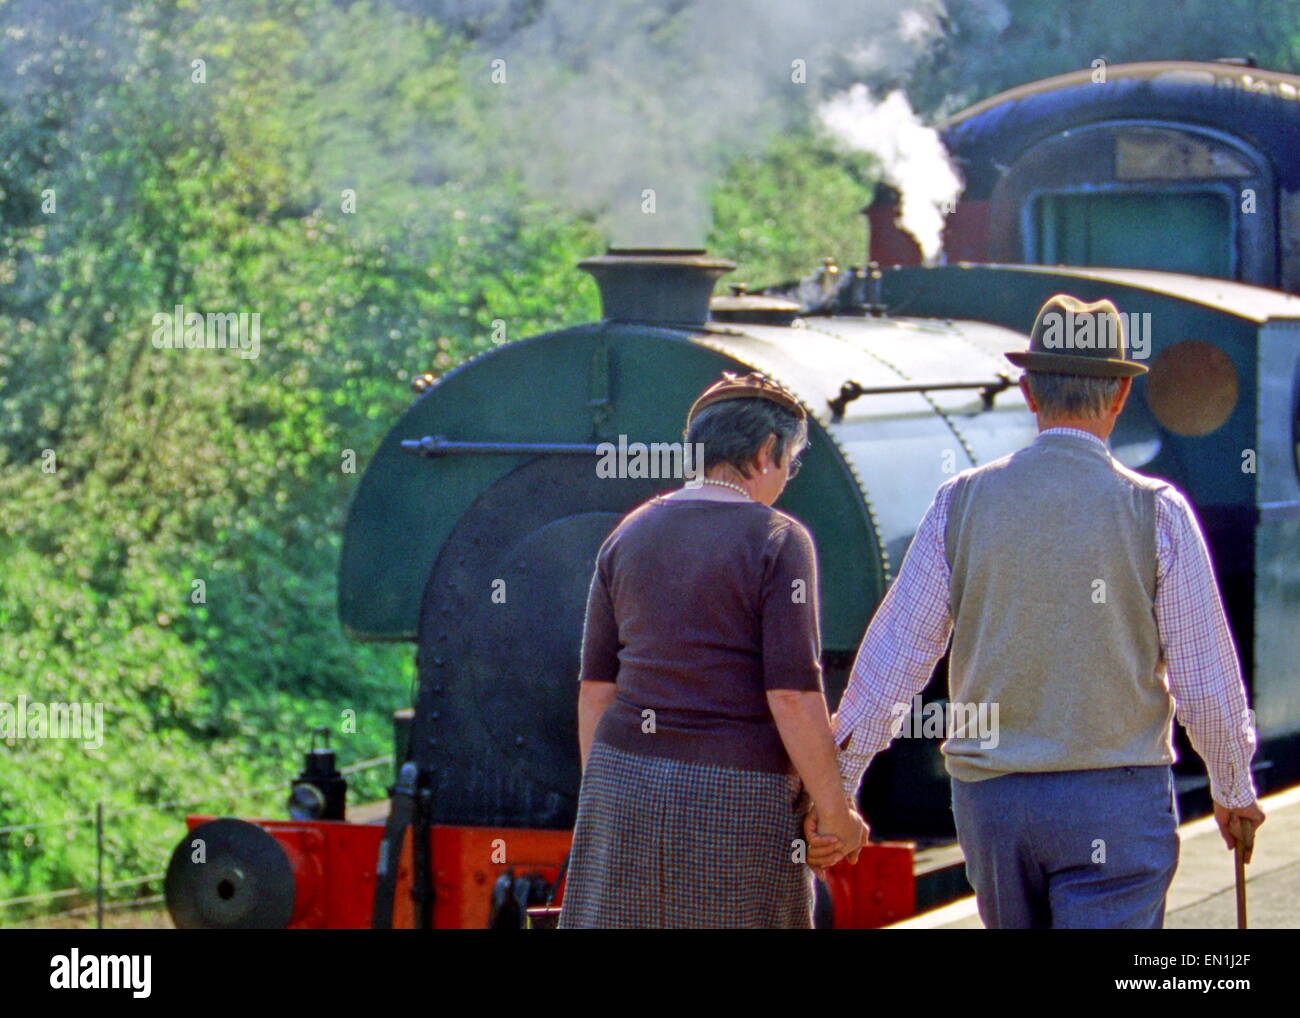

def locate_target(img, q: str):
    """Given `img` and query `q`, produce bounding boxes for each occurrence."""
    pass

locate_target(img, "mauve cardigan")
[580,495,825,773]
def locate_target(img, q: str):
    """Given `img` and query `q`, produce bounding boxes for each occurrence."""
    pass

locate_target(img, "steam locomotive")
[164,60,1300,929]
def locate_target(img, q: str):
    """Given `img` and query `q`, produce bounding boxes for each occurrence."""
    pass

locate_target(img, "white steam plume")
[817,84,963,262]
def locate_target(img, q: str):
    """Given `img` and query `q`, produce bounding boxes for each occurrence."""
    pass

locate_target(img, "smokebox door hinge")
[588,337,613,439]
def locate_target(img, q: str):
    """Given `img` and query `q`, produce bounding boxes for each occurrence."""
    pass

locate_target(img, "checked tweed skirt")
[557,741,814,928]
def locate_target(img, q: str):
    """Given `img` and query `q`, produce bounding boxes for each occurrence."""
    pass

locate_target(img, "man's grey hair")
[685,397,807,479]
[1025,371,1123,419]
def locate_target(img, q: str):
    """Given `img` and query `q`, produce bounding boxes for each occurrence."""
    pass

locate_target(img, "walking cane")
[1234,818,1255,930]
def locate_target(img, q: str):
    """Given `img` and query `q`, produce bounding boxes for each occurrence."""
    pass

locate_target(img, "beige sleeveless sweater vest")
[942,431,1175,782]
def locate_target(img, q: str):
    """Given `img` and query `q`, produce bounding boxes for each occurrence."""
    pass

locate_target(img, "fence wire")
[0,755,390,927]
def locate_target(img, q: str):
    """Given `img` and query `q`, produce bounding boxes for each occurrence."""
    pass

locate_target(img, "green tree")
[910,0,1300,116]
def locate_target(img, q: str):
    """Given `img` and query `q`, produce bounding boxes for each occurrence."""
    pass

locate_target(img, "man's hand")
[1214,800,1266,863]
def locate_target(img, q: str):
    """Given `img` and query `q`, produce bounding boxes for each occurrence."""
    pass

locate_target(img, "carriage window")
[1033,191,1233,277]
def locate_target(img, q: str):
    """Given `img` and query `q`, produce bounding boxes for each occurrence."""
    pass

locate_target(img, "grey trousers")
[951,765,1180,929]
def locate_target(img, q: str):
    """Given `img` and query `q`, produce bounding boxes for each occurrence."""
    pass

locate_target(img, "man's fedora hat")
[1005,294,1148,378]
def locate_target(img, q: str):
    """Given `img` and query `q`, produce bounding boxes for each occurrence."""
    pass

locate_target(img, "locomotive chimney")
[578,248,735,329]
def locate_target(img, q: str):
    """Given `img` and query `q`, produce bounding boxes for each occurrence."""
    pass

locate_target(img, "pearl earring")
[762,467,769,474]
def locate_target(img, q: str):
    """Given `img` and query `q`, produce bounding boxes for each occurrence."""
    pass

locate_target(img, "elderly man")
[810,294,1265,929]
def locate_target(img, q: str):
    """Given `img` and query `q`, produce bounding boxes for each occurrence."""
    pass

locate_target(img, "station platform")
[889,781,1300,929]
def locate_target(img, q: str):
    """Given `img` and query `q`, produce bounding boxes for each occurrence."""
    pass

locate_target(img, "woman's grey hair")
[684,397,807,479]
[1025,371,1123,419]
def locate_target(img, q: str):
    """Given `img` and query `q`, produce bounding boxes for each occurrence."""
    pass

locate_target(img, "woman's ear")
[757,433,777,473]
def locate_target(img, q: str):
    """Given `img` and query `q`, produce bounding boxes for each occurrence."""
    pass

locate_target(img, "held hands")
[1213,799,1266,863]
[803,803,869,879]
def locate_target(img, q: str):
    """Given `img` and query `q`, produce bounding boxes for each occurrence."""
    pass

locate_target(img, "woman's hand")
[804,807,841,875]
[819,807,866,860]
[803,803,869,877]
[766,688,863,873]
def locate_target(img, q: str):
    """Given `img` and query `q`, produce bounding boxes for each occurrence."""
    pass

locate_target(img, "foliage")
[910,0,1300,116]
[0,0,606,915]
[709,131,876,285]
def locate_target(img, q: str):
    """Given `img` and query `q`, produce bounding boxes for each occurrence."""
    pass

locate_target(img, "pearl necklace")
[698,477,752,500]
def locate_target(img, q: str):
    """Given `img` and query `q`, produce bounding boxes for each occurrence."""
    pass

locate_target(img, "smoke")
[439,0,952,248]
[817,84,963,262]
[0,0,965,260]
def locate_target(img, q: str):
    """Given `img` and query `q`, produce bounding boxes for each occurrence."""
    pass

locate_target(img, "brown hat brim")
[1005,350,1148,378]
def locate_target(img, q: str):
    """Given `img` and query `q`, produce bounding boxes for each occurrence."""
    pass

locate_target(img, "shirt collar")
[1037,426,1110,452]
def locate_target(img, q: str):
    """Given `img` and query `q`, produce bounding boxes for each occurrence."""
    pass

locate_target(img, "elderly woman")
[557,372,868,929]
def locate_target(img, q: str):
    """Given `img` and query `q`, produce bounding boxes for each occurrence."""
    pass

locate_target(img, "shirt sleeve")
[832,480,956,803]
[1153,487,1258,808]
[578,555,620,683]
[760,521,825,693]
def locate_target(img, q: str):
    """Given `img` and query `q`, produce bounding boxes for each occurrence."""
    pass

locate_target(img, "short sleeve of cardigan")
[578,556,620,683]
[760,522,824,692]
